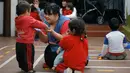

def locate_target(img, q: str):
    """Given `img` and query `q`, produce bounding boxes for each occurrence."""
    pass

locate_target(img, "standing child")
[98,18,127,60]
[53,18,88,73]
[15,1,48,73]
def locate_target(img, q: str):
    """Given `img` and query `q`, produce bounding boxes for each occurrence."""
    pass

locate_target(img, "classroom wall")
[0,2,3,35]
[11,0,18,36]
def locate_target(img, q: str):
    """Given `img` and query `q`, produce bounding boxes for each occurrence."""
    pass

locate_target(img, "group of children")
[15,1,129,73]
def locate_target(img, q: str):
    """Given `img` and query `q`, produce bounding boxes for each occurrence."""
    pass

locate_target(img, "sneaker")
[64,68,72,73]
[43,63,49,68]
[74,70,82,73]
[26,70,36,73]
[21,69,26,73]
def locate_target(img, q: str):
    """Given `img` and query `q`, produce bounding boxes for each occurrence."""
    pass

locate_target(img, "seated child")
[63,2,73,16]
[51,18,88,73]
[98,18,127,60]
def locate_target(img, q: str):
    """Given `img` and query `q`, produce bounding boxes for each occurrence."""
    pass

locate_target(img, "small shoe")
[21,69,26,73]
[27,70,36,73]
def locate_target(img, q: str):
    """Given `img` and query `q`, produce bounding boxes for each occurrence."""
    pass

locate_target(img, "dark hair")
[44,3,60,16]
[66,2,73,11]
[109,18,120,31]
[69,18,86,36]
[39,1,49,9]
[16,1,31,16]
[31,5,37,12]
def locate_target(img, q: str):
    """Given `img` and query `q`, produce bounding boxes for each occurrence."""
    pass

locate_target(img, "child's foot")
[26,70,36,73]
[21,69,25,73]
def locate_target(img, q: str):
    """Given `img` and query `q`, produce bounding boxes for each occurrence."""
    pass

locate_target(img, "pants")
[53,50,64,67]
[103,52,127,60]
[16,42,35,72]
[44,44,58,68]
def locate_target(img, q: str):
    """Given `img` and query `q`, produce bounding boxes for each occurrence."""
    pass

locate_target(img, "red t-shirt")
[60,20,70,34]
[63,10,72,15]
[59,35,88,71]
[15,15,47,43]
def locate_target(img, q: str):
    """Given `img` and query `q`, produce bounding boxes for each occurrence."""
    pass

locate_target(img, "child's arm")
[30,17,49,43]
[34,3,47,23]
[30,17,48,29]
[56,47,62,54]
[38,30,48,43]
[99,37,109,57]
[123,37,128,48]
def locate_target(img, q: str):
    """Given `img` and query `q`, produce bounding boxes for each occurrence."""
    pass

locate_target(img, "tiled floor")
[0,37,130,73]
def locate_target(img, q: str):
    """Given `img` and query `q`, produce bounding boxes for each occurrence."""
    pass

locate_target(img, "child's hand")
[98,54,103,60]
[45,28,53,33]
[35,28,41,32]
[98,56,103,60]
[56,49,60,54]
[52,67,55,70]
[56,47,61,54]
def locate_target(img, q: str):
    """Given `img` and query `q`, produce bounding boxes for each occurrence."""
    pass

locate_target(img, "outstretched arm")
[100,37,109,57]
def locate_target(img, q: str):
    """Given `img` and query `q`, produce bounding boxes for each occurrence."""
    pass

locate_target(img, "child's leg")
[16,43,35,72]
[116,53,127,60]
[16,42,24,69]
[103,53,112,60]
[104,53,127,60]
[55,63,68,73]
[53,51,64,67]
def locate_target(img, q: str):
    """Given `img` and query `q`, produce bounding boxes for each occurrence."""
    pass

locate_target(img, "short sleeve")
[60,20,70,34]
[104,37,108,45]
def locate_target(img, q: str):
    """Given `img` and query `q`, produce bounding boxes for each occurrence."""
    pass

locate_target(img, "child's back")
[60,35,88,70]
[57,18,88,72]
[99,18,127,60]
[106,31,125,53]
[15,15,46,43]
[15,1,48,72]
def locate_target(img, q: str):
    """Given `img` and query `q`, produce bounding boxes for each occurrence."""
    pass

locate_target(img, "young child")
[63,2,73,16]
[30,4,41,21]
[98,18,127,60]
[15,1,48,73]
[30,4,42,41]
[53,18,88,73]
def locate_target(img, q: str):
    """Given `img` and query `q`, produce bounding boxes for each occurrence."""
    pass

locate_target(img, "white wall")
[11,0,18,36]
[125,0,130,18]
[0,2,3,35]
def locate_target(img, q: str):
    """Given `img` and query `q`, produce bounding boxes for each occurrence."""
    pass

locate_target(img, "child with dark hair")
[60,0,77,19]
[30,4,42,41]
[98,18,127,60]
[52,18,88,73]
[63,2,73,16]
[15,1,48,73]
[30,4,41,21]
